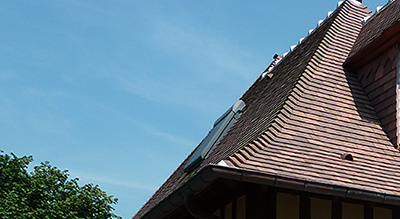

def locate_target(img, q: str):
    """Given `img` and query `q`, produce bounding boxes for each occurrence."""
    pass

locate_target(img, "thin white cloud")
[0,90,73,137]
[148,18,259,79]
[21,87,72,100]
[133,120,196,148]
[83,98,197,148]
[105,73,220,114]
[0,83,195,150]
[99,4,263,114]
[116,109,197,148]
[70,170,157,191]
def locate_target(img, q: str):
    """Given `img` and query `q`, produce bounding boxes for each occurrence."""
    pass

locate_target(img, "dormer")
[345,0,400,148]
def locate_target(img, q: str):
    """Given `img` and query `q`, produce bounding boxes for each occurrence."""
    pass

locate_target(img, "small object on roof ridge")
[327,11,333,18]
[317,20,324,27]
[362,15,372,25]
[273,53,283,60]
[299,37,305,44]
[261,54,283,78]
[349,0,362,5]
[308,29,314,35]
[364,1,394,24]
[337,1,344,7]
[283,52,289,57]
[290,45,297,52]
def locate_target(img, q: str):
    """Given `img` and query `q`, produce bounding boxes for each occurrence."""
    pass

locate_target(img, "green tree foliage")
[0,151,121,219]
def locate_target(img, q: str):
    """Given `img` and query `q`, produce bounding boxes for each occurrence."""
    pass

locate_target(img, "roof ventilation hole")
[341,153,354,161]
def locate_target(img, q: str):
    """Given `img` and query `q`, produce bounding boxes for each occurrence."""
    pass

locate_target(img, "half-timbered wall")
[210,190,397,219]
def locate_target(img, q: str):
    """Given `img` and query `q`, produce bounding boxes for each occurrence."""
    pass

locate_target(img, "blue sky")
[0,0,387,218]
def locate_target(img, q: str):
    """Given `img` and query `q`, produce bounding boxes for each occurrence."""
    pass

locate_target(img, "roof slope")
[134,1,400,218]
[133,4,337,216]
[348,0,400,59]
[225,0,400,195]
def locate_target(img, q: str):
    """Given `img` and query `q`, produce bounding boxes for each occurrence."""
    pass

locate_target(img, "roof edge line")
[360,0,394,26]
[226,20,330,166]
[268,0,348,73]
[138,165,400,219]
[345,23,400,69]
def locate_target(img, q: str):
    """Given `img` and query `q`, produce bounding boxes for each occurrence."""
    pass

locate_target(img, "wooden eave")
[140,165,400,219]
[345,21,400,70]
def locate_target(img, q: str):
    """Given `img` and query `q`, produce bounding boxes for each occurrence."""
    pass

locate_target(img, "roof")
[345,0,400,147]
[348,0,400,60]
[134,1,400,218]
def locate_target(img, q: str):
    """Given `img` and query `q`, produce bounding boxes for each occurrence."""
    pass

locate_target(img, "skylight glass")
[184,100,245,172]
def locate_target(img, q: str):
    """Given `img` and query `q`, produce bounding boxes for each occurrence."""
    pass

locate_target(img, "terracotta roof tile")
[224,0,400,197]
[348,0,400,59]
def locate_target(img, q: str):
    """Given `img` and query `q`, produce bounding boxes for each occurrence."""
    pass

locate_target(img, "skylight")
[184,100,246,172]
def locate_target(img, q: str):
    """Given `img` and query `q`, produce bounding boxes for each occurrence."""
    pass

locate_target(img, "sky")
[0,0,388,218]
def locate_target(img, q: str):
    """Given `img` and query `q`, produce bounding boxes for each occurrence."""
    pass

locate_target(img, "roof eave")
[345,20,400,70]
[137,165,400,219]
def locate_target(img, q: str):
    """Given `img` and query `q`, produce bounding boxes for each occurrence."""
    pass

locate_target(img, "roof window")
[184,100,246,172]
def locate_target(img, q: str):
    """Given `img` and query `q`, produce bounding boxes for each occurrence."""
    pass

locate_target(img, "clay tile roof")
[348,0,400,60]
[133,1,400,218]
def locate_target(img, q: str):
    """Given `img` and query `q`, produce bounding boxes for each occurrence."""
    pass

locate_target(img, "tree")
[0,151,121,219]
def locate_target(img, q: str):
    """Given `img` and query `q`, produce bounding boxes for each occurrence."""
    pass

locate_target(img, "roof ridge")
[361,0,395,25]
[347,0,400,64]
[267,1,347,71]
[224,0,369,168]
[256,1,361,77]
[224,2,352,155]
[222,1,400,196]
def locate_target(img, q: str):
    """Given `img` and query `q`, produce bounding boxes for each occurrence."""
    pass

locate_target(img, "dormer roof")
[346,0,400,69]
